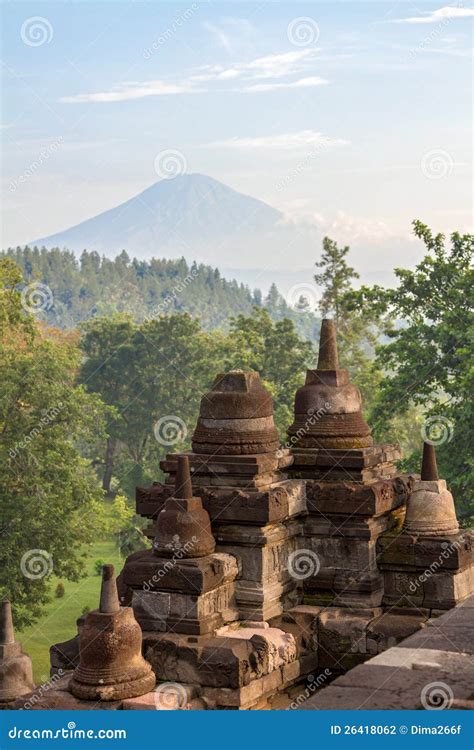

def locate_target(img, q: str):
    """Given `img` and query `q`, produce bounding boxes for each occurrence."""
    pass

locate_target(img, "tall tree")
[0,260,108,626]
[313,237,384,413]
[352,222,474,520]
[314,237,359,322]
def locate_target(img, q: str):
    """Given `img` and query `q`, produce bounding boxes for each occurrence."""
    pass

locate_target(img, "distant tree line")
[1,246,318,339]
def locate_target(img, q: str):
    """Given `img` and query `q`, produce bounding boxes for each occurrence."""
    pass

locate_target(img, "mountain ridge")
[31,173,287,263]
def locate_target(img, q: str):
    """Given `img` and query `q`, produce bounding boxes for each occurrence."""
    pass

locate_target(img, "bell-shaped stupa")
[403,443,459,537]
[192,370,280,455]
[0,601,34,704]
[287,319,372,450]
[69,565,155,701]
[153,455,215,558]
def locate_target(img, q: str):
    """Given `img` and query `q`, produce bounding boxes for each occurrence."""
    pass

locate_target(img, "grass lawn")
[19,504,125,683]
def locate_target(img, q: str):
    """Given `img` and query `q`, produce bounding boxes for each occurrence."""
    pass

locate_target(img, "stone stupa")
[403,442,460,537]
[69,565,155,701]
[287,319,401,482]
[0,601,34,706]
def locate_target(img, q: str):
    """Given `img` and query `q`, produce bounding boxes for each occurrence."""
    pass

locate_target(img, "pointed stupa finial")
[99,565,120,614]
[317,319,339,370]
[175,455,193,499]
[0,601,15,645]
[421,442,439,481]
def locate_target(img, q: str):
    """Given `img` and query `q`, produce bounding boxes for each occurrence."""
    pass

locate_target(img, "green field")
[19,506,125,683]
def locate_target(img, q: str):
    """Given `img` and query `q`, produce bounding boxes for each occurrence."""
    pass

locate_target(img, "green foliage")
[0,260,109,627]
[78,307,314,490]
[351,222,474,519]
[94,560,106,576]
[228,308,314,438]
[313,237,386,414]
[55,582,65,598]
[2,246,317,340]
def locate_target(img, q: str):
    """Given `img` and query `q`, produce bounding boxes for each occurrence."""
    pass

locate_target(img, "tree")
[314,237,358,322]
[313,237,385,414]
[352,222,474,520]
[79,313,230,495]
[0,260,108,626]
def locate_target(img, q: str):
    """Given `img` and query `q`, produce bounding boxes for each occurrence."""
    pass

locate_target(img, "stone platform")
[298,594,474,710]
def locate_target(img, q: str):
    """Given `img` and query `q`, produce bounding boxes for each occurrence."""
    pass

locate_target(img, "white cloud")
[193,49,318,83]
[242,76,329,92]
[60,80,197,103]
[206,130,349,150]
[393,6,474,24]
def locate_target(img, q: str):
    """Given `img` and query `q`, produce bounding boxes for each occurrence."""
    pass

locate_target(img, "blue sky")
[1,1,473,276]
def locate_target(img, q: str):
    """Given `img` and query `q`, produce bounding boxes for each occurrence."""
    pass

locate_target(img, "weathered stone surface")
[122,550,239,595]
[288,320,373,451]
[268,605,320,657]
[405,478,459,537]
[318,608,380,657]
[69,566,155,701]
[153,455,215,558]
[383,565,473,610]
[132,579,238,636]
[300,597,474,710]
[0,601,35,705]
[192,370,280,455]
[214,626,297,672]
[200,480,306,526]
[306,476,412,517]
[366,611,428,654]
[144,629,294,690]
[10,674,122,710]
